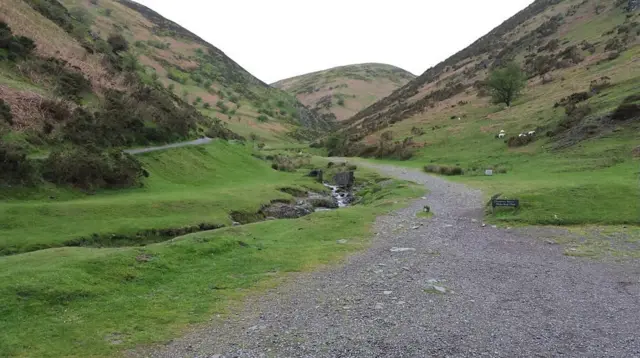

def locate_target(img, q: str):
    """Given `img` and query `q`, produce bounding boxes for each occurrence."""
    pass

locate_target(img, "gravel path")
[133,162,640,358]
[124,137,213,155]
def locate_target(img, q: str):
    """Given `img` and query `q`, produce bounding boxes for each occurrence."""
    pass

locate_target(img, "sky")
[135,0,534,84]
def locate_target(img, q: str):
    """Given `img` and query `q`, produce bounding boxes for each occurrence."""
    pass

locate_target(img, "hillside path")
[123,137,213,155]
[136,162,640,358]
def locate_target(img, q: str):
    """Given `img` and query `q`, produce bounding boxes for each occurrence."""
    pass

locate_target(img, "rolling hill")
[272,63,415,121]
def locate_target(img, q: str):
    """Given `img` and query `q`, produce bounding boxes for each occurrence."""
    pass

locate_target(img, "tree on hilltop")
[487,62,526,107]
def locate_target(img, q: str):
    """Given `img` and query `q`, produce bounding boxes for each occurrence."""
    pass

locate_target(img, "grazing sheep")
[528,131,536,136]
[518,133,527,138]
[498,133,506,138]
[500,130,505,133]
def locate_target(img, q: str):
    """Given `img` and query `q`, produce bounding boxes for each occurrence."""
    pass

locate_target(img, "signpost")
[491,198,520,213]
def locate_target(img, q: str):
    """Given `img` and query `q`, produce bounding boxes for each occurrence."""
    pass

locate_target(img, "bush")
[257,114,268,122]
[43,146,146,190]
[423,164,463,176]
[507,135,534,147]
[611,95,640,121]
[0,22,36,61]
[107,34,128,53]
[216,100,229,113]
[589,76,612,94]
[203,102,211,109]
[0,99,13,125]
[411,126,425,136]
[270,154,309,172]
[21,57,91,102]
[0,141,38,185]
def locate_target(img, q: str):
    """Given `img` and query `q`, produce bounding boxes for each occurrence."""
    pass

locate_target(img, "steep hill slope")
[338,0,639,145]
[0,0,333,152]
[272,63,415,121]
[325,0,640,225]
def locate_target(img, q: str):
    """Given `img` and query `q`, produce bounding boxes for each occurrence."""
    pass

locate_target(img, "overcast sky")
[134,0,534,84]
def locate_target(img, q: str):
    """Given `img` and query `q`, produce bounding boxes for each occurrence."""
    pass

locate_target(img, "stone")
[336,239,348,244]
[472,219,478,223]
[383,291,392,295]
[482,223,487,227]
[333,171,355,188]
[261,203,312,219]
[485,169,493,176]
[426,279,438,284]
[444,224,453,228]
[433,286,447,293]
[492,225,497,229]
[412,225,420,230]
[232,221,241,226]
[390,247,416,252]
[374,303,384,310]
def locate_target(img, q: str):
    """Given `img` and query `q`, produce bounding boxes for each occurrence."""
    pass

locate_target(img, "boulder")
[333,171,354,188]
[261,203,312,219]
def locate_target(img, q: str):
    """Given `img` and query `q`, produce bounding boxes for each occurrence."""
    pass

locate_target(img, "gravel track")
[133,162,640,358]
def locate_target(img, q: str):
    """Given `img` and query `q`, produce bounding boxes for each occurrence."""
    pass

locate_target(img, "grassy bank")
[0,141,323,255]
[0,150,424,357]
[356,145,639,226]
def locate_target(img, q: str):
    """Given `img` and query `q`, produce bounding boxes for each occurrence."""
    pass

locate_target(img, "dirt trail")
[124,137,213,155]
[133,162,640,358]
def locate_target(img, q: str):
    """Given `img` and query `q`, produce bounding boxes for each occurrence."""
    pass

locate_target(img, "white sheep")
[498,133,505,138]
[528,131,536,136]
[500,130,505,133]
[519,133,527,138]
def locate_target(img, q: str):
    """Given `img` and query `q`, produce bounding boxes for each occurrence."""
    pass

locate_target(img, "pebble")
[336,239,348,244]
[383,291,393,295]
[374,303,384,310]
[390,247,416,252]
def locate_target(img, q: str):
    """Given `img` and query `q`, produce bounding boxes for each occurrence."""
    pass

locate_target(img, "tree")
[487,62,526,107]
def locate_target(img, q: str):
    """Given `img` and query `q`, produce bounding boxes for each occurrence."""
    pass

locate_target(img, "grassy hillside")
[0,143,424,357]
[273,63,415,121]
[326,0,640,225]
[0,0,333,151]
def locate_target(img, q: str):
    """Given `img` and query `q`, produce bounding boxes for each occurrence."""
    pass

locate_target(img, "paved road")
[124,137,213,155]
[133,162,640,358]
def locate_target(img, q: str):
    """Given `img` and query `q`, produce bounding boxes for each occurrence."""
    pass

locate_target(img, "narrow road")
[134,163,640,358]
[124,137,213,155]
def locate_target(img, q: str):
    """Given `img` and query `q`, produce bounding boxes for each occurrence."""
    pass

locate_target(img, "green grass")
[0,141,321,255]
[0,157,424,357]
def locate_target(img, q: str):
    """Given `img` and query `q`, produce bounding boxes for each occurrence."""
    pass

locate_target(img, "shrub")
[0,22,36,61]
[43,147,146,190]
[411,126,425,136]
[270,154,309,172]
[423,164,463,176]
[21,57,91,102]
[507,135,534,147]
[0,99,13,125]
[611,95,640,121]
[337,98,345,106]
[0,142,38,185]
[589,76,612,94]
[40,99,72,124]
[554,92,591,108]
[107,34,128,53]
[257,114,268,122]
[203,102,211,109]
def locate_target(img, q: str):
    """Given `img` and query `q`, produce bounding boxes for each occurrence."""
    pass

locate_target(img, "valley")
[0,0,639,356]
